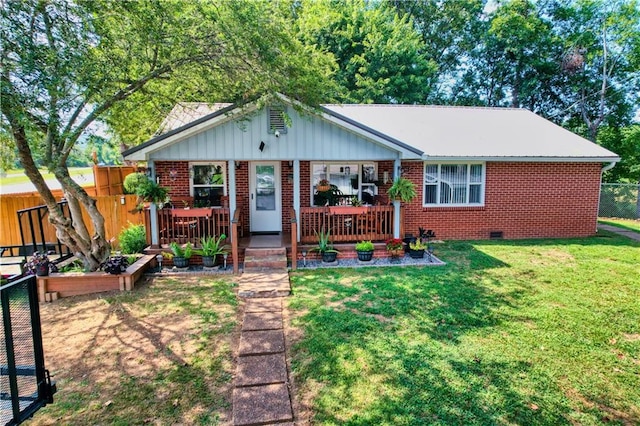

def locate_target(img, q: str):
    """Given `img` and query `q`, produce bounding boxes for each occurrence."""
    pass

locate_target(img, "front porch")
[145,204,399,273]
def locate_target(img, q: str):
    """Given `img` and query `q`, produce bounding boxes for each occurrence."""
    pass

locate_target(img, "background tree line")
[1,0,637,269]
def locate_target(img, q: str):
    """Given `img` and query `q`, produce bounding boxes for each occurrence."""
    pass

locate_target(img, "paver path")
[598,223,640,242]
[233,273,294,426]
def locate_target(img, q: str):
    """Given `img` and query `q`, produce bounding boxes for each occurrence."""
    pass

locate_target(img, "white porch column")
[228,160,237,241]
[149,160,159,246]
[393,158,401,238]
[293,159,301,242]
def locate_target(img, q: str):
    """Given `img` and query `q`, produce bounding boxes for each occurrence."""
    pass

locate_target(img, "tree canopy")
[1,0,335,269]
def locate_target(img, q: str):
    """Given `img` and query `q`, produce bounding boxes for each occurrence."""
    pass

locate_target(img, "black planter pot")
[409,249,425,259]
[356,250,374,262]
[322,251,337,263]
[403,237,416,253]
[202,256,217,268]
[173,257,190,268]
[35,263,49,276]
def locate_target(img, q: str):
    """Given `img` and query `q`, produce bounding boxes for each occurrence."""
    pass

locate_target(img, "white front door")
[249,161,282,233]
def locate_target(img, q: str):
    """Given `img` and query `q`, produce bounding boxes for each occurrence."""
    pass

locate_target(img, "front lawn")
[33,276,238,425]
[599,218,640,233]
[288,233,640,425]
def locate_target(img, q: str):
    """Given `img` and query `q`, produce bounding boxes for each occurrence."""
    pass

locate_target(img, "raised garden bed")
[36,254,156,302]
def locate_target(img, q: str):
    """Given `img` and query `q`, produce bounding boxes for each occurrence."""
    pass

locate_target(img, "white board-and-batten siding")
[148,107,400,161]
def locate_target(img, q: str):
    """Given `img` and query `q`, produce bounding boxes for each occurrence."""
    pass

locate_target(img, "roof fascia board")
[123,103,258,161]
[319,106,423,158]
[421,155,621,163]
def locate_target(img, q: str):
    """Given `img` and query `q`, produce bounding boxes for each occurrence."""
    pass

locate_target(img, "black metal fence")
[1,275,56,425]
[599,183,640,219]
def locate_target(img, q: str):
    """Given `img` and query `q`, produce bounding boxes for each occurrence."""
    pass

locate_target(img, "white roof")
[324,104,619,161]
[156,102,231,134]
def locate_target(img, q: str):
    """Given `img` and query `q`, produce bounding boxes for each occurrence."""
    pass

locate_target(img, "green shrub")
[118,223,147,254]
[355,240,374,251]
[123,172,149,194]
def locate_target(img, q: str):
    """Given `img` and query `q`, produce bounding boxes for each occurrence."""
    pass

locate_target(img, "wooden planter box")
[36,254,155,302]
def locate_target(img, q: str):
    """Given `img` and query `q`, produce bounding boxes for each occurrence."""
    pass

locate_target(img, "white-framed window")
[424,163,484,206]
[311,162,378,206]
[190,162,226,207]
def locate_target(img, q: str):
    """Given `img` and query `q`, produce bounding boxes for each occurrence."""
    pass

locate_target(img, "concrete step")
[244,254,287,270]
[245,247,287,257]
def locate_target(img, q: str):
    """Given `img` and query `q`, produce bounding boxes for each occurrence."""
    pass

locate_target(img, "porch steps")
[243,247,288,271]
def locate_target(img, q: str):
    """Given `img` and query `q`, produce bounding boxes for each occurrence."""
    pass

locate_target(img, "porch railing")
[157,207,230,246]
[299,205,394,243]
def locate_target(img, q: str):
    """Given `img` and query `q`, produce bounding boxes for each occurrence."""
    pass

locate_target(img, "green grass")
[599,218,640,233]
[0,167,93,185]
[33,276,238,425]
[288,233,640,425]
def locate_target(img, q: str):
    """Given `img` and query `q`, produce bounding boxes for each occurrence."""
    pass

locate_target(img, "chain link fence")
[599,183,640,219]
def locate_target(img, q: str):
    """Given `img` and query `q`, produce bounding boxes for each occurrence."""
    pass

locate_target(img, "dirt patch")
[31,276,238,425]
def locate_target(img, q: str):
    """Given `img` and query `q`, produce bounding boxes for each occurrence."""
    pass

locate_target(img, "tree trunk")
[8,119,111,271]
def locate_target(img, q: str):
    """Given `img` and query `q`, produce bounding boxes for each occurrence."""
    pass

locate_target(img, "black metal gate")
[1,275,56,425]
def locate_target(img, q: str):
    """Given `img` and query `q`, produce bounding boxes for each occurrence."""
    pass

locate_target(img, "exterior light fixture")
[259,141,265,152]
[301,249,307,267]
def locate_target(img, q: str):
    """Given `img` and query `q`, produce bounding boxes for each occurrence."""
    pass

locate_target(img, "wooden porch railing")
[157,207,230,246]
[299,205,394,243]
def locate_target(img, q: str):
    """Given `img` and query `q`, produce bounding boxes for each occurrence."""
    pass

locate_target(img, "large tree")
[545,0,640,141]
[1,0,333,270]
[294,0,434,103]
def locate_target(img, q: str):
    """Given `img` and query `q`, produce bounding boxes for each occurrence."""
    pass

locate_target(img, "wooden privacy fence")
[0,194,144,248]
[93,165,136,196]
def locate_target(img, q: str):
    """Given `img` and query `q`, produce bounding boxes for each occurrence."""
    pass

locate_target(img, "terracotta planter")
[317,184,330,192]
[388,248,404,258]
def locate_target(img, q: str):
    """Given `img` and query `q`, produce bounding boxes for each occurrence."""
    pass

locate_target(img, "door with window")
[249,162,281,232]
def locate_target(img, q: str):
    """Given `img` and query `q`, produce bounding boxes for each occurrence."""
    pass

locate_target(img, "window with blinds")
[424,163,484,206]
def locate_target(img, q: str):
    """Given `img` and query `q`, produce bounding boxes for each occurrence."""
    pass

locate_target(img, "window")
[424,163,484,206]
[311,162,377,206]
[268,106,287,134]
[190,162,226,207]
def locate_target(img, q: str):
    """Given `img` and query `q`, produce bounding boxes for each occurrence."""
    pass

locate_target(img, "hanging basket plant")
[316,179,331,192]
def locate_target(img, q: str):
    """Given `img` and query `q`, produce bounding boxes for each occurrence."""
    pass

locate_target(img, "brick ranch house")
[122,95,619,266]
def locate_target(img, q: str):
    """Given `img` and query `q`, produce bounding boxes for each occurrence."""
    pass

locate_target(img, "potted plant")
[409,239,427,259]
[136,179,170,209]
[196,234,228,267]
[355,240,375,262]
[168,242,193,268]
[310,227,339,263]
[387,177,416,203]
[102,255,129,275]
[316,178,331,192]
[24,251,58,276]
[386,238,404,259]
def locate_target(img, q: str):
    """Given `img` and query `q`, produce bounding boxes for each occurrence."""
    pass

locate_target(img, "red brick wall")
[155,161,191,198]
[401,161,602,240]
[235,162,250,236]
[281,161,293,234]
[300,161,311,207]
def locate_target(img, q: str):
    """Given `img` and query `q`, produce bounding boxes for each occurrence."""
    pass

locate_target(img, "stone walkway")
[233,273,294,426]
[598,223,640,242]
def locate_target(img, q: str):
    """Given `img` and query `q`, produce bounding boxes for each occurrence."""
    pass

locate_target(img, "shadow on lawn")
[288,243,575,425]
